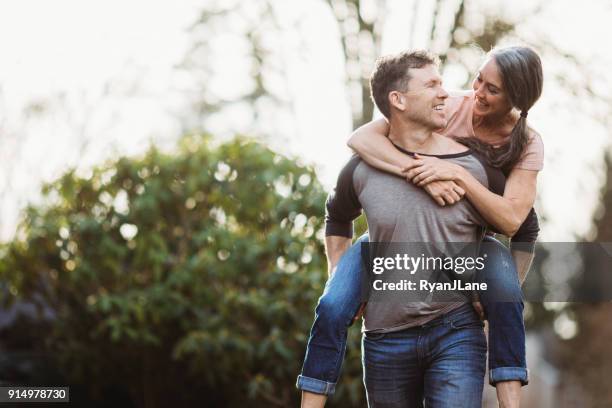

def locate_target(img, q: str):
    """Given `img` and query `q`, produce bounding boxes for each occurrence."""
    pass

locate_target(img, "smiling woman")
[473,60,507,115]
[465,46,544,172]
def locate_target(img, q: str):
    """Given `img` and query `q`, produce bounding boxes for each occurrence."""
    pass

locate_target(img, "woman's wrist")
[454,166,471,187]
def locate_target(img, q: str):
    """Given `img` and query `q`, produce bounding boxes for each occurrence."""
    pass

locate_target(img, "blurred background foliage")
[0,136,369,407]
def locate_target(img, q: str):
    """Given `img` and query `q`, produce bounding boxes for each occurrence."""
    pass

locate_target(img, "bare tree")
[179,0,298,142]
[0,73,145,241]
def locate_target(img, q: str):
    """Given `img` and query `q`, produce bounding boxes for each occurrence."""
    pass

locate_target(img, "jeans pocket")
[451,320,485,330]
[364,331,386,341]
[450,314,485,330]
[449,318,487,352]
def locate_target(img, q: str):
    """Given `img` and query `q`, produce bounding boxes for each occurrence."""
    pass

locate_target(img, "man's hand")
[353,302,367,322]
[473,300,485,320]
[422,180,465,206]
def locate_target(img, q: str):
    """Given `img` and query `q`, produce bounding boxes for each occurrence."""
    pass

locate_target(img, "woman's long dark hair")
[459,46,543,173]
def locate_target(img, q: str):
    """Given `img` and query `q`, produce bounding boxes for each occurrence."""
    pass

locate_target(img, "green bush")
[0,135,366,407]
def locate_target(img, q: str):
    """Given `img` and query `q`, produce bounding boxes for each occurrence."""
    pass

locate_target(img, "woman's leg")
[477,235,527,407]
[297,233,369,398]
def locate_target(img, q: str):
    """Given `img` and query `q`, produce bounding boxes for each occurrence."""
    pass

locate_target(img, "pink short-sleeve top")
[441,90,544,171]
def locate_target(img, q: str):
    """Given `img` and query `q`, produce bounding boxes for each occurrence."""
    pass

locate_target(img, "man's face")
[392,64,448,129]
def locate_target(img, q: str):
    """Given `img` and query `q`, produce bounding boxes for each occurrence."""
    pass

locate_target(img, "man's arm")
[325,236,352,277]
[323,155,363,277]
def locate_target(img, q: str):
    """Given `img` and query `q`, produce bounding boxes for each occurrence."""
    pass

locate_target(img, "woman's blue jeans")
[296,234,528,395]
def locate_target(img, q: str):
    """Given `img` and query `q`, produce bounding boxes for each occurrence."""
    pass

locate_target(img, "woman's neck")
[472,109,517,136]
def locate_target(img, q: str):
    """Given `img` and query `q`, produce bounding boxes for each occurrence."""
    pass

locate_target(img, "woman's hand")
[422,180,465,206]
[402,154,464,186]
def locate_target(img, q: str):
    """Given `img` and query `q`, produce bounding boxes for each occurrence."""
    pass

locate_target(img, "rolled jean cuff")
[489,367,529,386]
[296,375,336,396]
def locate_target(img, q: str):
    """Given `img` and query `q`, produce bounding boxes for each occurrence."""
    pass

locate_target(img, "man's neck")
[387,117,440,154]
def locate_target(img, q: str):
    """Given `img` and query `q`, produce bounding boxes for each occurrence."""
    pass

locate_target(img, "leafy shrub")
[0,135,366,407]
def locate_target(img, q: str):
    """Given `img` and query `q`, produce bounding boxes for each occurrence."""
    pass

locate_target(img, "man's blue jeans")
[362,304,486,408]
[296,234,528,395]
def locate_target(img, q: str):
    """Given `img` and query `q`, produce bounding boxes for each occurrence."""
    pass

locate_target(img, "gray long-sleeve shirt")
[325,146,534,332]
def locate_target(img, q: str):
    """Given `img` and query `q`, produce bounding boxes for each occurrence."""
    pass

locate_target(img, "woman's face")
[471,57,513,117]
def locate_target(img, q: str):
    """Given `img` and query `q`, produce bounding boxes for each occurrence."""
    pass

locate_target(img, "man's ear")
[389,91,405,112]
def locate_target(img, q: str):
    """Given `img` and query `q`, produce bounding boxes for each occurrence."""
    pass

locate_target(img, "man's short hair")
[369,50,440,119]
